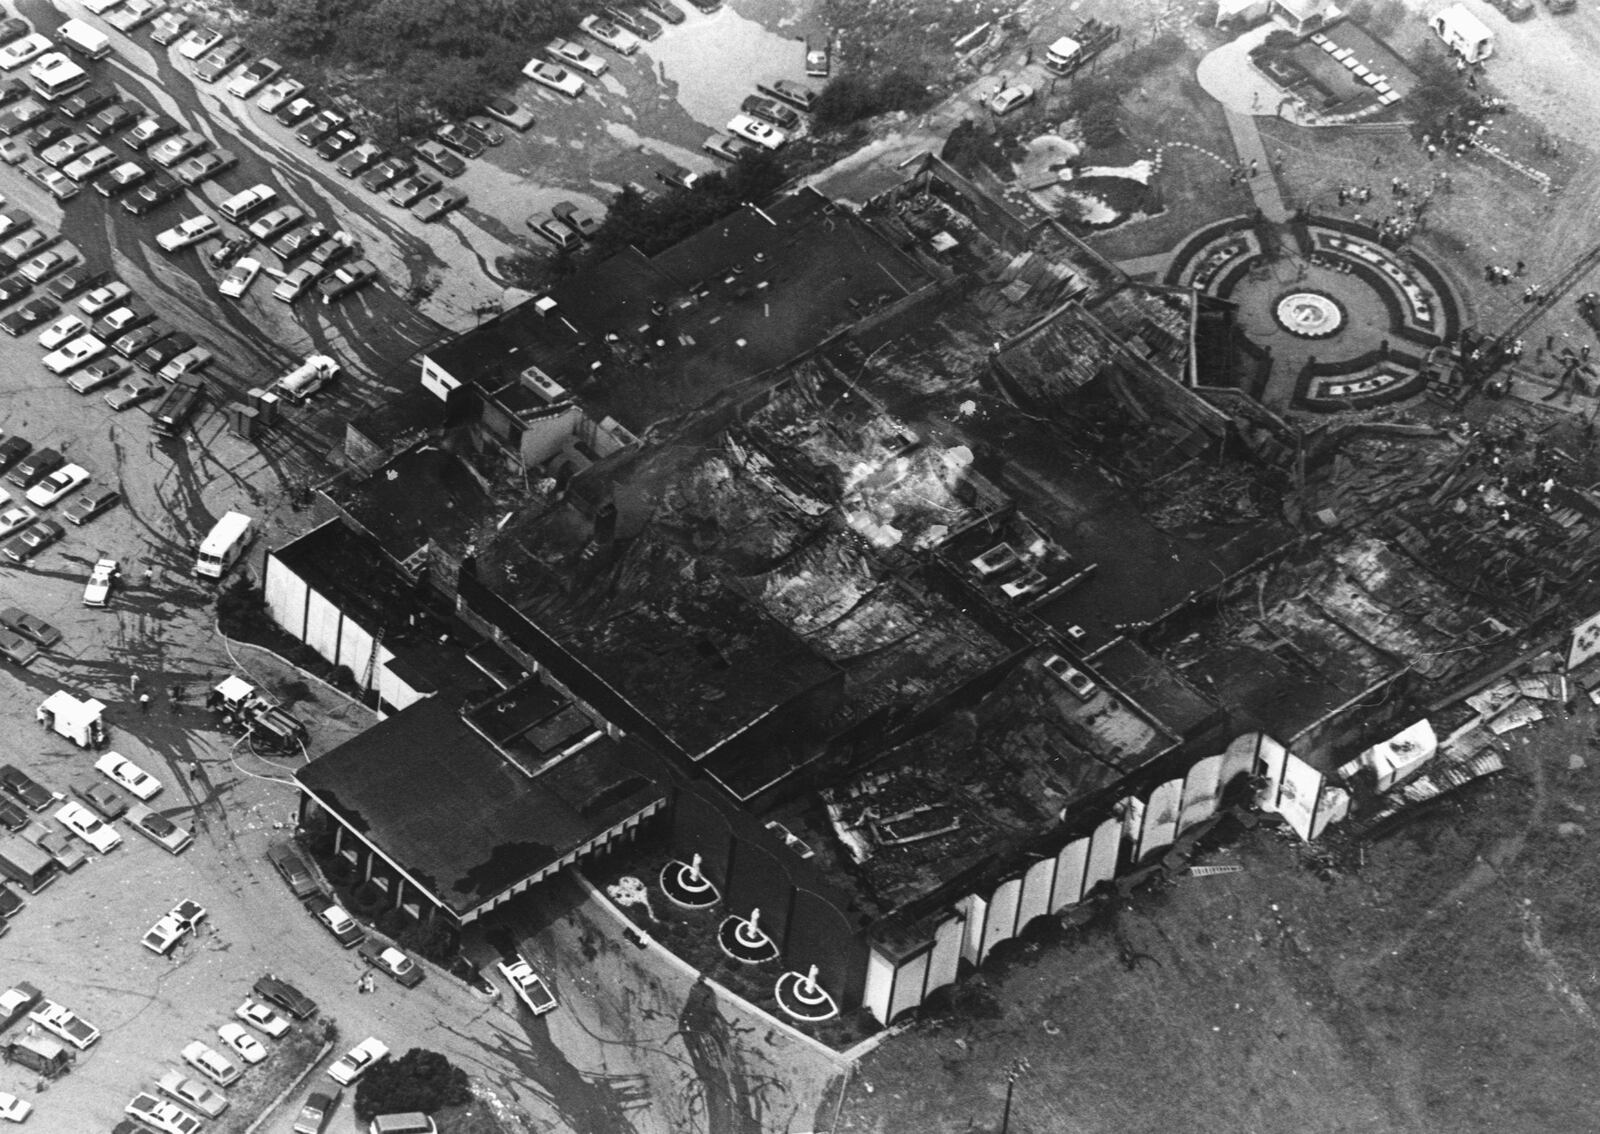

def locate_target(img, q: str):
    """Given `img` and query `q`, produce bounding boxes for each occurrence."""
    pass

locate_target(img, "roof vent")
[532,295,558,317]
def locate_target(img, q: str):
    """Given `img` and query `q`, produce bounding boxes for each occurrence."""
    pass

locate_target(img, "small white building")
[1269,0,1340,35]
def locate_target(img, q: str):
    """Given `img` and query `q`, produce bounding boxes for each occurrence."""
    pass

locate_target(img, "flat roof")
[423,189,937,435]
[297,695,662,918]
[322,443,492,564]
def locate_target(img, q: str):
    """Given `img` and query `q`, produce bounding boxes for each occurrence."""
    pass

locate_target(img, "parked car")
[123,173,183,215]
[334,141,385,178]
[39,133,93,169]
[41,333,102,375]
[86,101,139,138]
[157,344,212,382]
[24,462,89,506]
[411,187,465,222]
[386,173,439,208]
[759,79,817,112]
[0,607,60,647]
[234,998,290,1038]
[358,157,411,192]
[247,205,304,242]
[94,159,154,197]
[104,373,160,410]
[307,897,365,947]
[272,265,319,303]
[432,122,484,159]
[56,800,120,852]
[272,225,327,262]
[255,77,303,113]
[316,259,377,302]
[67,355,125,392]
[292,1091,336,1134]
[740,94,800,131]
[314,127,358,161]
[63,486,119,525]
[181,1040,239,1087]
[0,505,33,543]
[726,114,785,149]
[0,627,35,666]
[988,83,1034,116]
[74,776,127,818]
[252,974,316,1020]
[552,199,600,238]
[654,163,700,190]
[19,249,72,283]
[155,1069,228,1119]
[43,266,110,302]
[95,751,161,798]
[29,999,99,1049]
[293,108,346,147]
[704,132,758,163]
[124,114,179,151]
[7,444,62,486]
[358,939,425,987]
[139,330,195,372]
[157,214,219,251]
[523,59,585,98]
[0,517,64,562]
[108,0,166,32]
[126,1092,202,1134]
[175,26,222,61]
[62,145,118,183]
[327,1037,388,1085]
[216,1022,266,1064]
[530,217,580,251]
[149,13,190,45]
[273,96,315,126]
[225,57,281,99]
[60,86,117,122]
[482,95,537,130]
[642,0,686,23]
[149,130,207,168]
[579,14,640,55]
[545,38,608,77]
[173,146,236,186]
[218,256,259,298]
[412,140,465,177]
[0,764,50,810]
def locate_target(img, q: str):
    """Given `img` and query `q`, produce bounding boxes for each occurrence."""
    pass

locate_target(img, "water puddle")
[642,7,811,128]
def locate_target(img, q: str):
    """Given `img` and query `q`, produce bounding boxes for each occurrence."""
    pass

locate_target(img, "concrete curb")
[241,1032,337,1134]
[838,1021,910,1063]
[573,871,852,1068]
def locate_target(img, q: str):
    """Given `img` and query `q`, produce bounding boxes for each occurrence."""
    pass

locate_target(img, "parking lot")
[0,1,843,1131]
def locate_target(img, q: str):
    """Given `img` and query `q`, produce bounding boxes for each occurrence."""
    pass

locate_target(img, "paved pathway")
[1222,109,1291,223]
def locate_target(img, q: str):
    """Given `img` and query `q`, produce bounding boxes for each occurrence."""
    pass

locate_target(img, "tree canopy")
[353,1048,471,1122]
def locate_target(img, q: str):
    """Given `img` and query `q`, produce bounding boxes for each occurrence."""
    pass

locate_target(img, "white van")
[275,353,339,403]
[219,184,277,221]
[57,19,112,60]
[370,1115,436,1134]
[194,510,254,578]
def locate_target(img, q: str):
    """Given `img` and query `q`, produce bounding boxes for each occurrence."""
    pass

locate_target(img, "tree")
[354,1049,471,1122]
[1081,99,1122,148]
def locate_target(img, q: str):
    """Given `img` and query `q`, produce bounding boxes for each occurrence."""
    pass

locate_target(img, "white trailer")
[1431,4,1493,63]
[57,18,112,60]
[36,690,107,748]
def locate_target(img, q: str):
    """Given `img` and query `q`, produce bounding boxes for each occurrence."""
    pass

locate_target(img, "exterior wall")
[421,355,461,401]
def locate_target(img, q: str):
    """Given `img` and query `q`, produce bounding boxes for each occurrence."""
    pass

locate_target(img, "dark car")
[432,123,484,159]
[305,236,353,273]
[0,799,25,833]
[122,174,182,216]
[173,147,237,187]
[314,128,358,162]
[359,156,411,192]
[139,331,195,373]
[0,628,35,667]
[0,299,58,337]
[642,0,686,23]
[123,115,179,151]
[266,840,318,897]
[0,103,48,138]
[293,1090,337,1134]
[655,164,700,190]
[8,448,63,489]
[334,142,385,178]
[24,123,71,155]
[0,274,29,307]
[605,5,662,40]
[43,267,110,303]
[293,109,345,147]
[270,223,327,263]
[0,79,26,109]
[1,519,65,563]
[740,94,800,131]
[358,938,425,988]
[273,96,316,126]
[92,300,155,341]
[0,608,61,648]
[93,160,152,198]
[0,18,27,47]
[74,778,127,820]
[86,101,140,138]
[113,322,166,359]
[206,234,251,270]
[0,436,29,473]
[253,975,317,1020]
[316,258,376,302]
[60,87,117,122]
[194,39,246,83]
[386,173,439,208]
[62,486,119,526]
[0,765,50,811]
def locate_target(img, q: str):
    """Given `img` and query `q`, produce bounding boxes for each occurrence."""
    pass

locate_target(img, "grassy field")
[837,695,1600,1134]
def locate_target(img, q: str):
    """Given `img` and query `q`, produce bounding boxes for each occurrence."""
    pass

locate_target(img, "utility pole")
[1000,1057,1030,1133]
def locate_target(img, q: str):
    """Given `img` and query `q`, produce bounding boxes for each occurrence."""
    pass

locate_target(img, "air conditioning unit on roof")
[520,365,569,404]
[532,295,558,317]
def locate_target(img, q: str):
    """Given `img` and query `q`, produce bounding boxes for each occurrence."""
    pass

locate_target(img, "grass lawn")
[1081,62,1247,263]
[217,1020,336,1134]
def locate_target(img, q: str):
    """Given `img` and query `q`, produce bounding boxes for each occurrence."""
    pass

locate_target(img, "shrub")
[324,855,356,886]
[1081,99,1123,148]
[377,908,412,938]
[216,578,272,639]
[354,1048,471,1122]
[398,917,457,964]
[813,69,932,132]
[349,881,385,914]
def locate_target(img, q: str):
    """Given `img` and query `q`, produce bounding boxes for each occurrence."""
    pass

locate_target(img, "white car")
[30,999,100,1049]
[56,799,121,852]
[0,1093,31,1123]
[142,912,191,955]
[41,335,105,376]
[0,506,35,539]
[182,1040,240,1086]
[523,59,584,98]
[726,114,785,150]
[217,1021,267,1064]
[95,750,162,799]
[38,314,87,349]
[84,557,118,607]
[327,1036,388,1085]
[127,1091,203,1134]
[225,57,281,99]
[0,35,53,72]
[218,256,260,298]
[256,76,303,113]
[579,14,640,55]
[545,37,607,77]
[157,214,219,251]
[176,26,222,61]
[78,281,132,315]
[25,463,89,506]
[234,998,290,1038]
[498,957,558,1015]
[989,83,1034,116]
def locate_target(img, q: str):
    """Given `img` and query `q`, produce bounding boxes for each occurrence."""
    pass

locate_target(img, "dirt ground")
[839,690,1600,1134]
